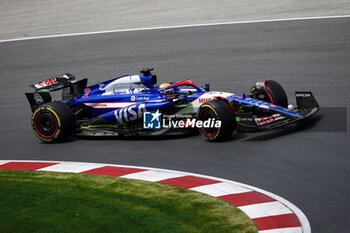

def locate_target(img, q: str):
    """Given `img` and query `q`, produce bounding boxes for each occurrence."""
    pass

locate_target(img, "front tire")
[250,80,288,108]
[264,80,288,108]
[32,101,75,142]
[197,100,236,141]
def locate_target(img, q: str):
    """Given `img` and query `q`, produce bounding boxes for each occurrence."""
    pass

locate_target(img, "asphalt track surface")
[1,0,349,40]
[0,18,349,232]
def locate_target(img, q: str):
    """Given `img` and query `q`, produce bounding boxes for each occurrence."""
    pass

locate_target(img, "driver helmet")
[159,83,171,89]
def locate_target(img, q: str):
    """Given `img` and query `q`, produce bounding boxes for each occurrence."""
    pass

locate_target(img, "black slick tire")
[197,100,236,142]
[264,80,288,108]
[31,101,75,143]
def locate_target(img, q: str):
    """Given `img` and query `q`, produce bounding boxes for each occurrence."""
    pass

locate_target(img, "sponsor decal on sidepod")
[114,103,146,124]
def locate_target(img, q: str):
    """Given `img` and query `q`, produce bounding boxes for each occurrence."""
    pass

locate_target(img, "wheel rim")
[34,110,58,138]
[198,108,218,137]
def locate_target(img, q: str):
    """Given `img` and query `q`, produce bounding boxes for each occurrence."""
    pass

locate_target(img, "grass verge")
[0,170,257,233]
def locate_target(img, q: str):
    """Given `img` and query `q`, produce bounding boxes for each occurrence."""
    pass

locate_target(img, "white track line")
[239,201,293,219]
[0,15,349,43]
[259,227,303,233]
[190,182,251,196]
[38,162,105,173]
[121,170,186,182]
[0,161,10,166]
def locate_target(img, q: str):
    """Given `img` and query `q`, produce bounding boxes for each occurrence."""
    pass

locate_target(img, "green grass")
[0,170,257,233]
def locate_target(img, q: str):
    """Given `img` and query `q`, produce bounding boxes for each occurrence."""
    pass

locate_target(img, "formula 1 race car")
[25,68,319,142]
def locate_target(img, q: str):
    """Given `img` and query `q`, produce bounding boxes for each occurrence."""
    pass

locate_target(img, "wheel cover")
[34,110,58,138]
[198,108,218,137]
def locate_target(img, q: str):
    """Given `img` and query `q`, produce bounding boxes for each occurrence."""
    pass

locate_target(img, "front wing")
[234,91,319,132]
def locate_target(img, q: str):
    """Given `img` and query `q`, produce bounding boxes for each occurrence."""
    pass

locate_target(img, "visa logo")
[114,104,146,124]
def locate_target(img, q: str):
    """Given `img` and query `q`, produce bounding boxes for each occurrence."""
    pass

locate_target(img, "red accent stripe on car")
[81,166,146,177]
[264,80,274,104]
[158,175,221,189]
[218,191,275,207]
[0,162,58,170]
[253,213,301,231]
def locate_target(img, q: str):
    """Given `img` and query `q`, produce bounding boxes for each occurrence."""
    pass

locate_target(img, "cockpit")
[101,83,147,95]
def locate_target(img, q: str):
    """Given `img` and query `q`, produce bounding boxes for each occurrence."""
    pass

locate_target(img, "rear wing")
[30,73,84,91]
[25,73,87,112]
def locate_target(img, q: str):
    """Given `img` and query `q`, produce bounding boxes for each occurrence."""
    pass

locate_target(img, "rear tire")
[197,100,236,141]
[32,101,75,142]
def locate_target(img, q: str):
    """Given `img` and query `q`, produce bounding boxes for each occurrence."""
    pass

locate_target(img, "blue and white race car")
[25,68,319,142]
